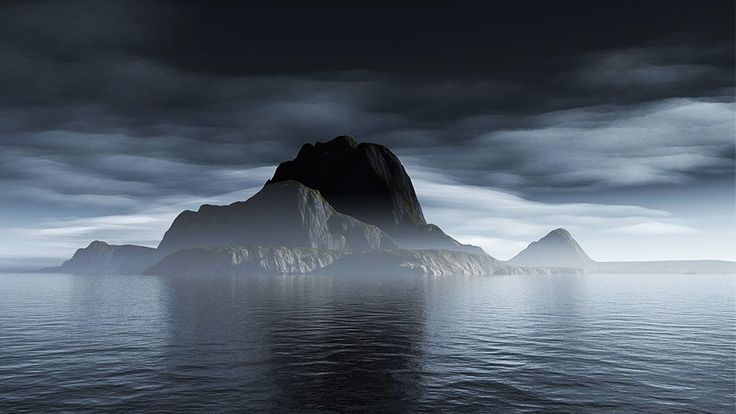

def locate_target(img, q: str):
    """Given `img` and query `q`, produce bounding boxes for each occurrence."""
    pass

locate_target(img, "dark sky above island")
[0,0,734,267]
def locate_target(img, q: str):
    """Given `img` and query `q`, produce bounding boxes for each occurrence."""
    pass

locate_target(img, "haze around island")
[0,2,733,270]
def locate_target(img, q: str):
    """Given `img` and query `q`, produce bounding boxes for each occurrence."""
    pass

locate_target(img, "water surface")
[0,272,733,413]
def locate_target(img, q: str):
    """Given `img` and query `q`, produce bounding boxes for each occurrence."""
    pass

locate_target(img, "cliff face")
[322,249,568,277]
[144,246,575,277]
[44,241,160,275]
[268,136,484,254]
[157,180,396,254]
[508,228,594,268]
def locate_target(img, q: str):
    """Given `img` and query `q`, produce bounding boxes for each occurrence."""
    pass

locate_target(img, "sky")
[0,1,734,269]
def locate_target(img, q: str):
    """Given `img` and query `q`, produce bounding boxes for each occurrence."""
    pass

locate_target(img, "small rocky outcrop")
[508,228,594,269]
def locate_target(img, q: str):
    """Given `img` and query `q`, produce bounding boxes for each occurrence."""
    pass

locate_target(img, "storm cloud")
[0,1,733,265]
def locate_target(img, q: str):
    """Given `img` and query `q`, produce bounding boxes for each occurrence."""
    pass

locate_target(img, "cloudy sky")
[0,1,733,269]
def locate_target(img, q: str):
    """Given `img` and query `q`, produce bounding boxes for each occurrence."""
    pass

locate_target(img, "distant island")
[45,136,735,276]
[509,228,735,274]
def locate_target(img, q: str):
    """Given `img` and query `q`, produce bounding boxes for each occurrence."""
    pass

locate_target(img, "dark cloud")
[0,0,733,216]
[0,0,733,265]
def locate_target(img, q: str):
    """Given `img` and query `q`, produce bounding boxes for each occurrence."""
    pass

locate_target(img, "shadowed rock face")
[268,136,484,254]
[44,241,160,275]
[508,228,594,268]
[157,180,396,254]
[269,136,426,229]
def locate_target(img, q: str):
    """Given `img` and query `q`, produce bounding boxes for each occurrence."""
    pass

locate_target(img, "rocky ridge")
[158,180,396,254]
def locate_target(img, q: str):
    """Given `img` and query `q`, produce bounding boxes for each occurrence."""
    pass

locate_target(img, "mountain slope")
[157,180,396,254]
[44,241,161,275]
[508,228,594,268]
[268,136,483,254]
[509,229,735,273]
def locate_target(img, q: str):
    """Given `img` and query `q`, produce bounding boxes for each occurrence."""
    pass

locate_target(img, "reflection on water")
[158,275,426,412]
[0,272,734,412]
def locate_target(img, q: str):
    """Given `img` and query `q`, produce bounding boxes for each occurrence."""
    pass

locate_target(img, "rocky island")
[510,228,736,274]
[48,136,568,276]
[46,136,734,276]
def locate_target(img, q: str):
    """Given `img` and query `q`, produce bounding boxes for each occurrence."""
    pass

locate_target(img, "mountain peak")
[543,228,573,240]
[269,136,427,230]
[295,135,359,159]
[267,136,484,254]
[325,135,358,149]
[508,228,593,268]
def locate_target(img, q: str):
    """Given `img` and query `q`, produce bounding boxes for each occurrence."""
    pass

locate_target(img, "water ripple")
[0,272,733,413]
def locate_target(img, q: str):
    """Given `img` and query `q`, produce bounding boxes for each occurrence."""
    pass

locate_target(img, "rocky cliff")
[269,136,426,228]
[268,136,483,254]
[158,180,396,254]
[145,246,577,277]
[44,241,161,275]
[145,246,345,276]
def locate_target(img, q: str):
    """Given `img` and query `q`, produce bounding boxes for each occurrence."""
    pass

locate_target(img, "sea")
[0,271,734,413]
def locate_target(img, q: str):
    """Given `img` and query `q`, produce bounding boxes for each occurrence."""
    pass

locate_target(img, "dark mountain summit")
[268,136,483,254]
[508,228,594,268]
[268,136,426,229]
[157,180,396,254]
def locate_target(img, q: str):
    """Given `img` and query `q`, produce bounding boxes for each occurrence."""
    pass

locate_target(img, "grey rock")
[158,180,396,254]
[44,240,161,275]
[269,135,427,229]
[509,228,736,273]
[268,136,484,254]
[145,246,346,276]
[508,228,594,268]
[323,249,571,276]
[144,246,579,277]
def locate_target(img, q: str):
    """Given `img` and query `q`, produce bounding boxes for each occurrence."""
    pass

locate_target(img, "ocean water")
[0,272,733,413]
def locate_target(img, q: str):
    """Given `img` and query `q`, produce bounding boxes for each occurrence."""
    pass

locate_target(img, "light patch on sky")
[0,168,273,270]
[407,168,732,261]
